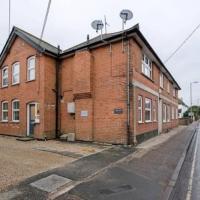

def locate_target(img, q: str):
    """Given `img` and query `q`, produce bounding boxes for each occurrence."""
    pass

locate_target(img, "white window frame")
[153,101,157,122]
[12,100,20,122]
[163,104,167,122]
[167,81,170,93]
[2,66,8,87]
[138,96,143,123]
[160,72,164,88]
[145,98,152,122]
[27,56,36,81]
[12,62,20,85]
[167,105,170,122]
[176,108,178,119]
[142,54,152,79]
[2,101,8,122]
[173,88,176,97]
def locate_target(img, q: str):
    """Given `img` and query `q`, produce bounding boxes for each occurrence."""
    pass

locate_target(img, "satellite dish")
[120,9,133,30]
[91,20,104,33]
[120,9,133,22]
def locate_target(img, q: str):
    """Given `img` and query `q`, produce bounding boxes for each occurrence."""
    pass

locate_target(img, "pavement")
[0,123,197,200]
[0,135,107,192]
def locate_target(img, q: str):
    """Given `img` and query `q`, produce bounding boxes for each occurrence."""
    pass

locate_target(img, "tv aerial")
[120,9,133,30]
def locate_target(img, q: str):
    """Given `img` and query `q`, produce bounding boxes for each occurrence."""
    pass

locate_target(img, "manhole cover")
[30,174,72,193]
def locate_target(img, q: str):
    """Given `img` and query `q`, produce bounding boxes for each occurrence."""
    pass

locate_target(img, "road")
[170,122,200,200]
[56,124,196,200]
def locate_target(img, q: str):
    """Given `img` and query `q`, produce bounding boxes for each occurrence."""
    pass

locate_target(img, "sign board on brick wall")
[113,108,123,114]
[81,110,88,117]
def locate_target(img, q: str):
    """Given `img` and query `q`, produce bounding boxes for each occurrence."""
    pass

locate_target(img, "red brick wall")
[0,37,56,139]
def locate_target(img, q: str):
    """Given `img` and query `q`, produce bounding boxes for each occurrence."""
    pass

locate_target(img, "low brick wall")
[179,118,192,126]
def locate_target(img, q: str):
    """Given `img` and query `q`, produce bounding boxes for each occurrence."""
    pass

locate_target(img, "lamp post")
[190,81,199,121]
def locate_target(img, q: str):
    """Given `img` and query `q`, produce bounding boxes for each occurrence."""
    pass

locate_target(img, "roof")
[63,24,140,54]
[178,98,189,107]
[0,26,59,66]
[0,25,181,90]
[61,24,181,90]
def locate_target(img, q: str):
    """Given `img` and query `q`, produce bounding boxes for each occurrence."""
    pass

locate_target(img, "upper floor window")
[2,101,8,122]
[145,98,152,122]
[12,62,20,85]
[160,72,164,88]
[142,54,152,79]
[138,96,143,123]
[12,100,20,122]
[167,81,170,93]
[2,67,8,87]
[173,88,176,97]
[27,56,36,81]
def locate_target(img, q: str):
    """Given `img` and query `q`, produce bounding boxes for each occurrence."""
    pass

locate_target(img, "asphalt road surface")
[170,122,200,200]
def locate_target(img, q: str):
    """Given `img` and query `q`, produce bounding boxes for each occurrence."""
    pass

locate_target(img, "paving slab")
[30,174,72,193]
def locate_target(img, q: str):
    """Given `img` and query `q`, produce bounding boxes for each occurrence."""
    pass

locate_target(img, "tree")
[183,105,200,120]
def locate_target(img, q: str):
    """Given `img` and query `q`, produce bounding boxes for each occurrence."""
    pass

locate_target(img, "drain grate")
[30,174,72,193]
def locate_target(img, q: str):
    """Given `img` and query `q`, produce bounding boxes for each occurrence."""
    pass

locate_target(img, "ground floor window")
[2,101,8,121]
[172,106,174,120]
[145,98,152,122]
[153,100,157,122]
[167,105,170,122]
[12,100,20,122]
[163,104,167,122]
[138,96,143,123]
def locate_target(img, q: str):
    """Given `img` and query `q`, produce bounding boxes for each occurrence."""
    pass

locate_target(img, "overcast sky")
[0,0,200,106]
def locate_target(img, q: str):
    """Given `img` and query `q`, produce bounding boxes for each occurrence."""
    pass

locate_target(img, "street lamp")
[190,81,199,121]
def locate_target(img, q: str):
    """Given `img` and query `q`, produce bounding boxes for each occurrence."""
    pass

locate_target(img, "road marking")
[186,125,199,200]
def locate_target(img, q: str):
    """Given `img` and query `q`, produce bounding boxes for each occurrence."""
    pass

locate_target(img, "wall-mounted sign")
[81,110,88,117]
[113,108,123,114]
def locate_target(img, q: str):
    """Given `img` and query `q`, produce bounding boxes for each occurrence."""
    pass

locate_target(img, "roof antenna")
[120,9,133,31]
[104,15,110,34]
[91,20,104,40]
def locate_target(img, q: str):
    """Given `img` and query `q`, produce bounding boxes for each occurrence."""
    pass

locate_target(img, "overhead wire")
[164,23,200,63]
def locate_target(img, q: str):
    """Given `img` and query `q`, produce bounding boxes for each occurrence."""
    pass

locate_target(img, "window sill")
[1,121,8,123]
[138,121,144,124]
[141,73,154,83]
[1,85,8,89]
[11,121,20,123]
[145,120,152,123]
[11,83,20,86]
[26,79,36,83]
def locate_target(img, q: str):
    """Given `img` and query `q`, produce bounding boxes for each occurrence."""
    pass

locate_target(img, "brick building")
[0,24,180,144]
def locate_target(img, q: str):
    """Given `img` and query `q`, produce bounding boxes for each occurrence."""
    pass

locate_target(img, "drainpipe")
[126,39,131,145]
[55,45,61,138]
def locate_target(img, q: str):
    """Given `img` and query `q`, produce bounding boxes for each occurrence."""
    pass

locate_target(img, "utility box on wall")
[67,102,75,113]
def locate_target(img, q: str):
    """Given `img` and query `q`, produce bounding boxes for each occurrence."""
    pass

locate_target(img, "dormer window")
[2,67,8,87]
[142,54,152,79]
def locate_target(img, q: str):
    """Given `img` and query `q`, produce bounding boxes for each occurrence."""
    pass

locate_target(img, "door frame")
[27,102,36,137]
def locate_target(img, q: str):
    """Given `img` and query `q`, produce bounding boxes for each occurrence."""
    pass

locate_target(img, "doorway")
[27,103,36,137]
